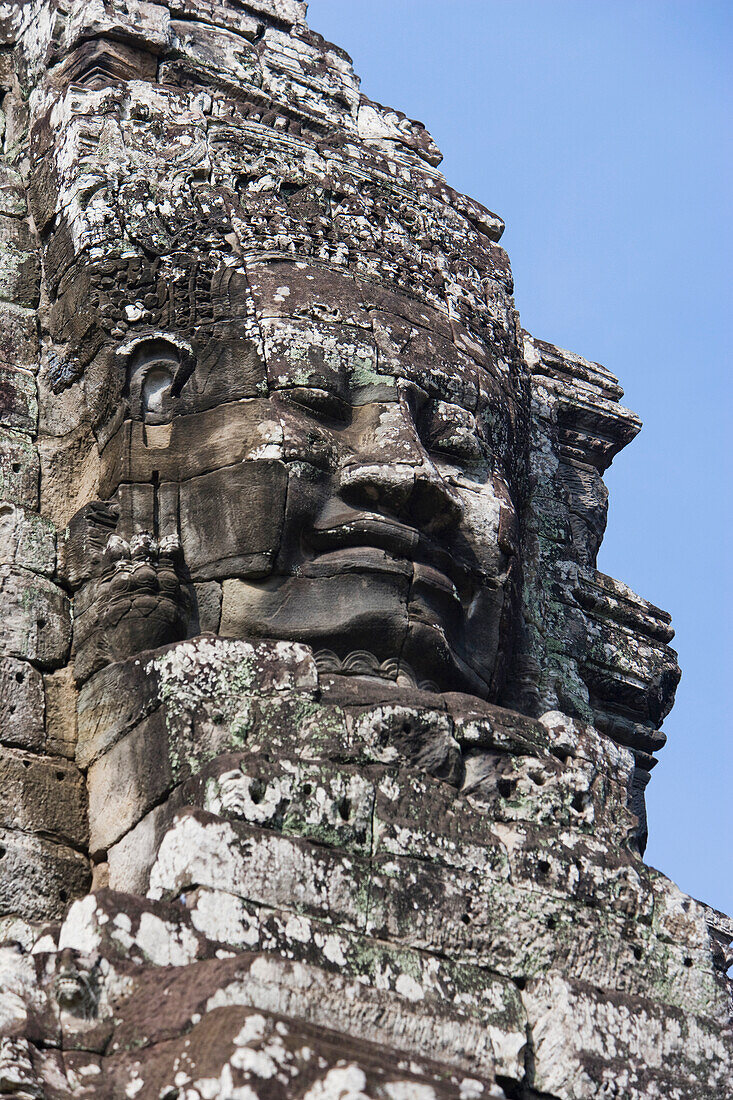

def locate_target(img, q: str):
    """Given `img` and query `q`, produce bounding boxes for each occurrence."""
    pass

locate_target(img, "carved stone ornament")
[0,1,729,1097]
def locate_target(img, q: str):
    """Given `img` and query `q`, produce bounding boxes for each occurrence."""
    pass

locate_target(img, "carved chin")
[218,563,501,696]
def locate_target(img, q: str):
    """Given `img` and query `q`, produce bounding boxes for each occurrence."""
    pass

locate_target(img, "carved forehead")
[57,253,521,427]
[248,264,512,410]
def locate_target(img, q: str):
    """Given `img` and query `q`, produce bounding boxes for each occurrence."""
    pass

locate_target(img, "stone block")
[165,0,265,38]
[0,502,55,575]
[0,303,37,372]
[219,570,411,656]
[262,316,378,395]
[0,221,39,308]
[147,808,370,930]
[192,580,221,633]
[86,708,171,855]
[76,657,162,769]
[0,429,39,509]
[98,399,281,496]
[38,425,101,530]
[0,366,37,434]
[236,0,306,24]
[167,20,262,91]
[43,665,77,759]
[245,263,373,328]
[523,974,732,1100]
[0,828,90,922]
[0,657,44,751]
[0,566,71,668]
[0,166,27,217]
[178,460,287,581]
[348,703,463,785]
[0,747,87,847]
[64,0,172,55]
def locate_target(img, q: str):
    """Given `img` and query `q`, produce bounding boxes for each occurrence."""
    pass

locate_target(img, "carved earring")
[141,366,174,421]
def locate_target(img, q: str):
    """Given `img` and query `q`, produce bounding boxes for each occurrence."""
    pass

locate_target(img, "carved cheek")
[453,478,514,579]
[280,417,339,470]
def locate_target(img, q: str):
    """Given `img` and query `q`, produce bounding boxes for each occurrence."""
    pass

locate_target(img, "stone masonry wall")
[0,3,729,1099]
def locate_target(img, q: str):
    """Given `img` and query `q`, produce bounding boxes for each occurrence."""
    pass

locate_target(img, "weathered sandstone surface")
[0,1,729,1097]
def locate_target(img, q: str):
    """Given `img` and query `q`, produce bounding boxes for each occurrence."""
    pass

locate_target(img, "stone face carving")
[0,1,728,1098]
[67,283,521,699]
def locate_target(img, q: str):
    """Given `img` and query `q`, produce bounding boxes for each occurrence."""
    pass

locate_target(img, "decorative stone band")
[314,648,440,693]
[520,334,680,772]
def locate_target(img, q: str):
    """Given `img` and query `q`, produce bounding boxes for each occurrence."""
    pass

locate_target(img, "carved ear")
[122,336,196,423]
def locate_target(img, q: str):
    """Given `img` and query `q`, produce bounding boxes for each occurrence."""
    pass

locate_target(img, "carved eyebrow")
[414,374,479,411]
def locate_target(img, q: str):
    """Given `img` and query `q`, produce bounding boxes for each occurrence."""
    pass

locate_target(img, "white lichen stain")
[395,973,425,1003]
[302,1064,369,1100]
[322,934,347,967]
[58,896,100,954]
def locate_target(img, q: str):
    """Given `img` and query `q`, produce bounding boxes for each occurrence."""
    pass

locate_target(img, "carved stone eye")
[423,401,486,465]
[141,366,174,419]
[280,386,350,423]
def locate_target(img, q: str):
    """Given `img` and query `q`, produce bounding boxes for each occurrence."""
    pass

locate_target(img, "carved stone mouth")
[307,513,466,594]
[310,514,419,557]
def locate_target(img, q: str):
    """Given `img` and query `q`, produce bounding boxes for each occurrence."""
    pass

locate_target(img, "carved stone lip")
[307,512,464,593]
[310,513,418,555]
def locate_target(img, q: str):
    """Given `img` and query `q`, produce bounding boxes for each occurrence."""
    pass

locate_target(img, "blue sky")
[309,0,732,914]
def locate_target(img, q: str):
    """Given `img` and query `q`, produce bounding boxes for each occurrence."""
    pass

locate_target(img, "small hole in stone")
[15,672,24,684]
[497,778,513,799]
[22,759,31,768]
[514,976,527,991]
[684,957,693,968]
[546,916,557,930]
[571,793,585,813]
[8,705,15,715]
[11,463,20,473]
[538,860,550,875]
[460,913,471,925]
[0,846,5,858]
[337,797,351,822]
[59,890,68,903]
[56,770,65,781]
[633,946,643,961]
[552,747,569,764]
[37,618,46,630]
[249,779,266,805]
[302,783,312,797]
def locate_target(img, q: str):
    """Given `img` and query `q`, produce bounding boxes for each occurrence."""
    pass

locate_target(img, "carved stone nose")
[410,466,464,533]
[339,457,463,533]
[337,401,464,532]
